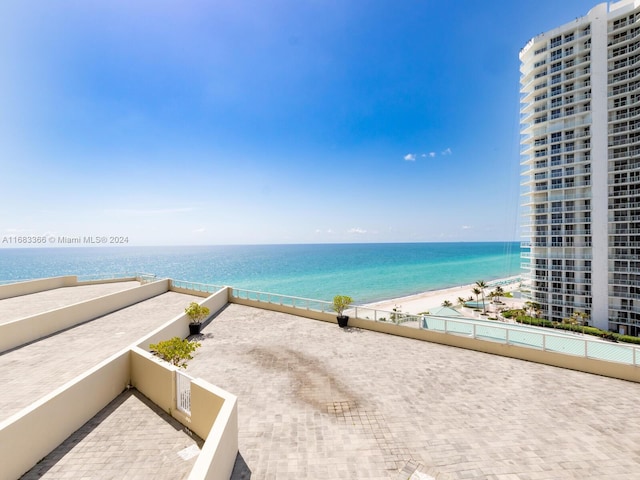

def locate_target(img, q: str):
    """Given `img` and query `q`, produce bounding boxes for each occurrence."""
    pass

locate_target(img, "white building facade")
[520,0,640,334]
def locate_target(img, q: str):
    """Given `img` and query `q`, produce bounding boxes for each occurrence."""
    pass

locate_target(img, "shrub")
[185,302,210,324]
[150,337,201,369]
[332,295,353,316]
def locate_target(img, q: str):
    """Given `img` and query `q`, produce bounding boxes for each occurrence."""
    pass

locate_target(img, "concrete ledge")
[0,279,170,353]
[138,287,231,350]
[0,276,77,300]
[188,379,238,480]
[76,277,138,286]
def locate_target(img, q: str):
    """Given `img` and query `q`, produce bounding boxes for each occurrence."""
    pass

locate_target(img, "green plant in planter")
[149,337,201,369]
[332,295,353,327]
[185,302,210,323]
[185,302,211,335]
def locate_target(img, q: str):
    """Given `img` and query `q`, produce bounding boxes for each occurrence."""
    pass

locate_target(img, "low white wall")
[76,277,138,286]
[0,279,170,353]
[138,288,230,350]
[0,276,77,300]
[188,379,239,480]
[0,349,130,480]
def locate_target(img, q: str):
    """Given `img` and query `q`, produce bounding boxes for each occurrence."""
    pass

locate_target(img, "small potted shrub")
[149,337,201,369]
[332,295,353,328]
[185,301,210,335]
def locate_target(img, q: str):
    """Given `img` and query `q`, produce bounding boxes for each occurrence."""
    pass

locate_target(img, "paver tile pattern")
[0,282,141,324]
[21,389,203,480]
[0,291,201,421]
[188,304,640,480]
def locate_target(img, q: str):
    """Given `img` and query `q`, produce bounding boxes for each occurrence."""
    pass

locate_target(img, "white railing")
[77,272,158,283]
[0,272,157,285]
[176,370,194,415]
[230,288,640,367]
[230,288,420,325]
[170,279,226,294]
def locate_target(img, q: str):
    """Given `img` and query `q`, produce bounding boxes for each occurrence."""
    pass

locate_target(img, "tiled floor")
[186,304,640,480]
[9,296,640,479]
[21,389,203,480]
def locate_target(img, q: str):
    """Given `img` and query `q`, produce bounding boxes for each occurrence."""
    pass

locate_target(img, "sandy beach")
[364,276,525,316]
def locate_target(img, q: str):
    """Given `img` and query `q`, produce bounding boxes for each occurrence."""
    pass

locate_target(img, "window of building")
[615,96,628,108]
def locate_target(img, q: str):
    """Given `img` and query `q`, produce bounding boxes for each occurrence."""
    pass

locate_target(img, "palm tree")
[442,300,453,307]
[472,287,482,307]
[493,285,504,303]
[475,280,487,313]
[572,311,589,334]
[524,301,541,325]
[457,296,467,307]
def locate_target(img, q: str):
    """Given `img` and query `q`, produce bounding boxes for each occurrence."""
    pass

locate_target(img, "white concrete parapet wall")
[0,276,77,300]
[138,287,230,349]
[0,279,170,354]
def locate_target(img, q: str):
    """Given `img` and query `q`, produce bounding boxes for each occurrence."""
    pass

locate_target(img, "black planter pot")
[189,323,202,335]
[337,315,349,328]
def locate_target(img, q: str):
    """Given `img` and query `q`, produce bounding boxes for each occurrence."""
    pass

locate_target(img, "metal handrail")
[230,288,640,367]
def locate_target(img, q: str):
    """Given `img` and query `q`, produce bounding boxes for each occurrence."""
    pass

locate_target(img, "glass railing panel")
[586,341,634,364]
[507,329,544,349]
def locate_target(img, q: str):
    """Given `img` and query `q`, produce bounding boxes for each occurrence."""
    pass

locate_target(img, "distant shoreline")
[364,276,524,315]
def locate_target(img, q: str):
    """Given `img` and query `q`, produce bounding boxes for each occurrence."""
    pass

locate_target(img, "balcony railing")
[229,288,640,367]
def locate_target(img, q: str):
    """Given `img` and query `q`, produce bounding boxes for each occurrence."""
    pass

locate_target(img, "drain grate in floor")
[326,400,358,415]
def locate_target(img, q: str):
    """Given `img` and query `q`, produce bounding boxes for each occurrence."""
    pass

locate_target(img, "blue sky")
[0,0,596,246]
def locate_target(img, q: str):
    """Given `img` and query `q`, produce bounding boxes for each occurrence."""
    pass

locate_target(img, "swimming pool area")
[422,315,637,365]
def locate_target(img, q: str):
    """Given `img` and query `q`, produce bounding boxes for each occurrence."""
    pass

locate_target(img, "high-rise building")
[520,0,640,335]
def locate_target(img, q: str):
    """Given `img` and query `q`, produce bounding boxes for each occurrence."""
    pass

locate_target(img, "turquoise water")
[0,242,522,303]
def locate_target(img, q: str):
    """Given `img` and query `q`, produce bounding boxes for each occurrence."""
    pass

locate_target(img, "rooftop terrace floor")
[187,304,640,480]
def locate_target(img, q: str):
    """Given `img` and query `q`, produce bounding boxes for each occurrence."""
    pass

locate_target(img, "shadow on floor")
[230,452,252,479]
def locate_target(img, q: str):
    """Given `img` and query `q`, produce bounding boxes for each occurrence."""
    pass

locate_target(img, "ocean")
[0,242,522,304]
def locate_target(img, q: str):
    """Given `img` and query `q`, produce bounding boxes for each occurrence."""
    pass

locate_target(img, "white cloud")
[429,152,436,158]
[403,153,416,161]
[193,227,206,233]
[442,147,452,155]
[348,227,367,234]
[462,225,473,230]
